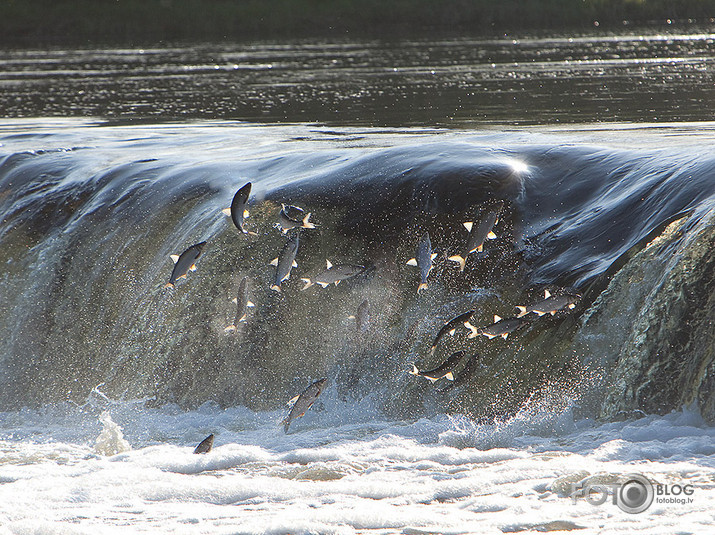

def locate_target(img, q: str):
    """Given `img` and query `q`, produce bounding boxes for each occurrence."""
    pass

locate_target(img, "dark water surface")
[1,30,714,126]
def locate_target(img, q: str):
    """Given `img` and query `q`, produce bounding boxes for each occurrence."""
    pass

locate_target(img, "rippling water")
[1,31,714,125]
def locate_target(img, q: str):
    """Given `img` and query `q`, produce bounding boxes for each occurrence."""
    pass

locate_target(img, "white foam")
[0,401,713,534]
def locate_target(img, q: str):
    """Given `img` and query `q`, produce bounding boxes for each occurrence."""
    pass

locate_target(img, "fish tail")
[464,321,479,339]
[302,212,316,229]
[410,364,420,376]
[448,255,466,272]
[515,306,527,317]
[300,278,313,290]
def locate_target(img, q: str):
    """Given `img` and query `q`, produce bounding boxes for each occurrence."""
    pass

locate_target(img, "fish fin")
[270,284,282,293]
[164,282,175,289]
[243,209,250,219]
[302,212,316,229]
[425,376,439,383]
[406,258,418,266]
[189,264,198,272]
[464,321,479,338]
[544,289,552,299]
[221,208,232,216]
[287,395,300,407]
[463,221,473,232]
[431,253,437,260]
[231,298,238,304]
[326,259,333,269]
[247,301,255,307]
[483,332,498,340]
[347,315,356,320]
[417,282,428,293]
[515,306,527,317]
[301,278,313,290]
[568,303,576,309]
[444,372,455,381]
[246,230,259,237]
[269,258,278,266]
[170,254,180,263]
[429,346,436,355]
[477,244,484,252]
[334,280,340,286]
[550,311,557,316]
[494,315,502,323]
[535,311,546,316]
[410,364,420,376]
[292,260,298,268]
[487,231,497,240]
[448,328,456,336]
[177,273,188,280]
[317,282,330,288]
[501,333,509,340]
[447,255,466,272]
[224,325,237,333]
[495,217,499,225]
[238,313,248,323]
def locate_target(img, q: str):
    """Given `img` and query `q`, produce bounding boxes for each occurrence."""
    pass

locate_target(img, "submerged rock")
[577,211,715,423]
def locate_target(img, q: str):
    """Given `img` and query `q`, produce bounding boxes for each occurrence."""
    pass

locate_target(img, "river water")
[0,30,714,534]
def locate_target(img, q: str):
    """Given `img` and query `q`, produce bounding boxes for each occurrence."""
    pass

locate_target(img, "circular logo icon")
[617,474,654,514]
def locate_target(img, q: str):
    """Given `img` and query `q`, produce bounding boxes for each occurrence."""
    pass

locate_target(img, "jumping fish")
[515,290,581,317]
[448,201,503,271]
[406,232,437,293]
[269,231,300,292]
[410,350,468,382]
[224,277,255,333]
[301,260,365,289]
[281,378,327,433]
[429,309,476,355]
[165,241,206,288]
[465,315,528,340]
[348,298,371,333]
[276,204,316,234]
[221,182,256,235]
[193,433,214,454]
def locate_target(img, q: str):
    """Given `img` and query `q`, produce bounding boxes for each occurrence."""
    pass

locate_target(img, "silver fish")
[276,203,315,234]
[349,298,371,333]
[410,350,468,383]
[448,202,502,271]
[301,260,365,289]
[406,232,437,293]
[221,182,255,235]
[465,314,528,340]
[429,309,475,355]
[269,231,300,292]
[225,277,255,333]
[281,378,327,433]
[193,433,214,454]
[165,241,206,288]
[515,290,581,317]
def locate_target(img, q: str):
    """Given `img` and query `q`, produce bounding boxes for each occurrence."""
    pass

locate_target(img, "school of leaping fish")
[165,182,581,445]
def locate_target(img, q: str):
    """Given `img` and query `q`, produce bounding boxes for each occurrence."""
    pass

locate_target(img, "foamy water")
[0,387,712,534]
